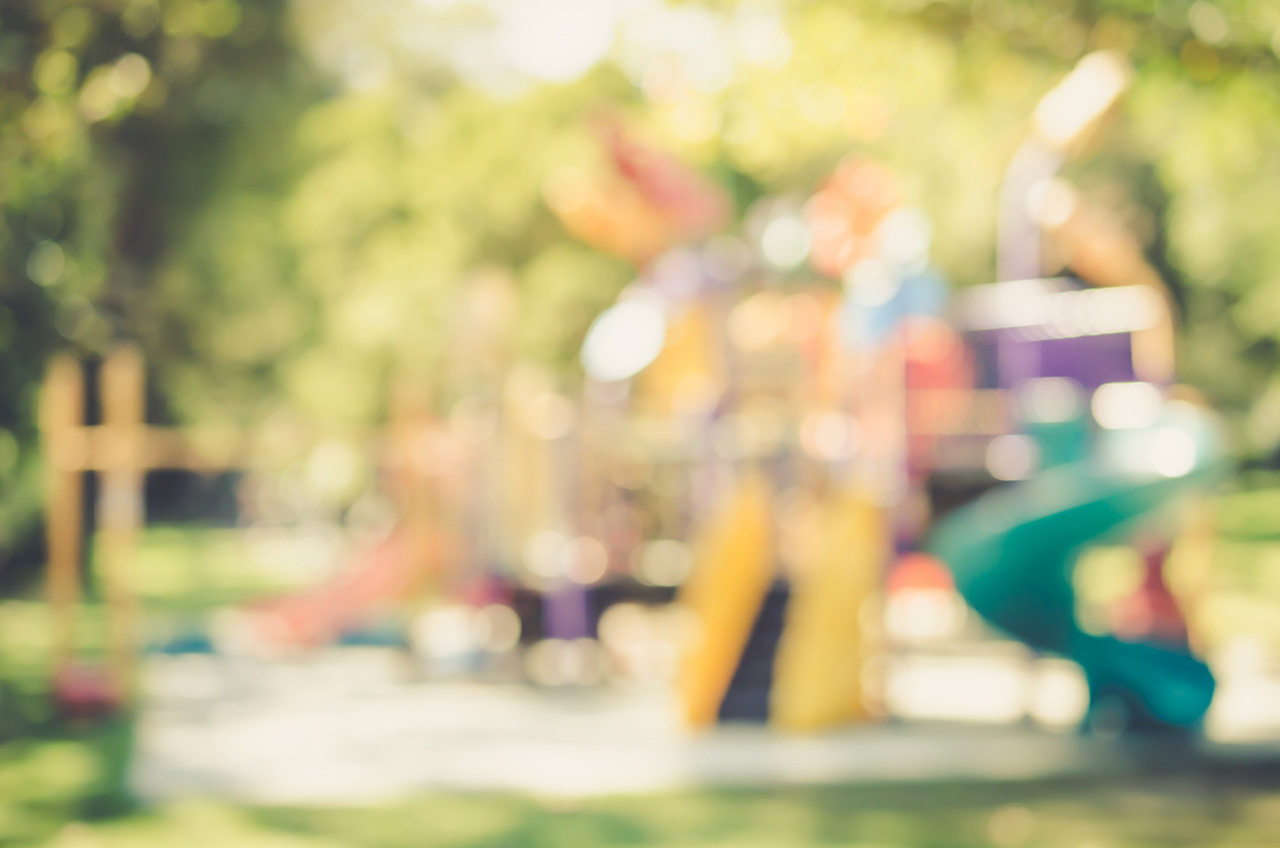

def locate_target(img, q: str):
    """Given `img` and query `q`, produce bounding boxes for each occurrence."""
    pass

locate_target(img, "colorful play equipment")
[656,50,1223,733]
[927,389,1222,730]
[929,279,1224,730]
[34,50,1225,740]
[36,349,460,709]
[677,471,773,727]
[244,380,462,651]
[926,51,1223,732]
[643,152,946,730]
[770,491,885,730]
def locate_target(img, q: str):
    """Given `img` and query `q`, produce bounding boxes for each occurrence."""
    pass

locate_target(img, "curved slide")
[927,403,1225,730]
[247,524,436,650]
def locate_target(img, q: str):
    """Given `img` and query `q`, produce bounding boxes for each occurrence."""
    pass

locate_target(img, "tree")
[0,0,316,581]
[6,0,1280,581]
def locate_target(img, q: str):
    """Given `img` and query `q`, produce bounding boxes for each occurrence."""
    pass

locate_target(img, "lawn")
[3,719,1280,848]
[3,490,1280,848]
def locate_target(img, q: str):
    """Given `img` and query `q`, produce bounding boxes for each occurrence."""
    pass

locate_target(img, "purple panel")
[1036,333,1136,390]
[543,585,589,639]
[997,335,1041,387]
[989,331,1135,391]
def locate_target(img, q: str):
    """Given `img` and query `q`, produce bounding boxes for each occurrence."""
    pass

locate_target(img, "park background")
[4,0,1280,846]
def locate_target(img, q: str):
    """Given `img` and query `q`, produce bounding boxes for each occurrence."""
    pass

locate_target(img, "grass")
[4,496,1280,847]
[0,720,135,846]
[2,767,1280,847]
[101,525,330,611]
[244,780,1280,848]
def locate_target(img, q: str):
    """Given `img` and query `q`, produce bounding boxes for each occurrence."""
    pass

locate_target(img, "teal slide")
[927,403,1225,730]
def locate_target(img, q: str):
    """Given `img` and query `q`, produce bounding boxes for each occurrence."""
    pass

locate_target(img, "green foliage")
[5,0,1280,577]
[157,0,1280,444]
[0,0,314,580]
[3,772,1280,847]
[0,726,134,846]
[0,606,134,843]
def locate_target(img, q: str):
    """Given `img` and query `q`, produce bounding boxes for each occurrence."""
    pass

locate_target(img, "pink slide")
[247,526,429,649]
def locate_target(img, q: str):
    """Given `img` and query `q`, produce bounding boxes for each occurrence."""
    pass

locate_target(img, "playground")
[6,2,1280,846]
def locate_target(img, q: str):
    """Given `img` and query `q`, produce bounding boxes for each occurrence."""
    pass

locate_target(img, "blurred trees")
[181,0,1280,445]
[3,0,1280,573]
[0,0,313,577]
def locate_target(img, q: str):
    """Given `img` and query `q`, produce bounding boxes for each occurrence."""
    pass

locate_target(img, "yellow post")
[389,373,441,596]
[98,344,146,699]
[39,355,85,676]
[771,491,885,730]
[677,471,774,727]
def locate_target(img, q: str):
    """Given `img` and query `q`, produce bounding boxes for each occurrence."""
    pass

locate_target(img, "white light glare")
[760,215,810,268]
[958,282,1162,339]
[1033,51,1131,149]
[845,259,900,307]
[1018,377,1083,423]
[986,434,1039,481]
[561,536,609,585]
[877,207,933,272]
[1104,422,1200,479]
[1091,382,1163,430]
[495,0,619,83]
[1028,659,1089,729]
[581,299,666,382]
[1152,428,1197,478]
[633,539,693,587]
[524,530,569,578]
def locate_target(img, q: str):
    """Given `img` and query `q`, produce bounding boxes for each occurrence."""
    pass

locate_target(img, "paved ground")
[130,646,1280,804]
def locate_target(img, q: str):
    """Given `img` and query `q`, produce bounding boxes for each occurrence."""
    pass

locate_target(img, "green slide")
[928,403,1225,730]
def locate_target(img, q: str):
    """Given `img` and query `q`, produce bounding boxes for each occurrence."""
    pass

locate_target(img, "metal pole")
[995,139,1065,283]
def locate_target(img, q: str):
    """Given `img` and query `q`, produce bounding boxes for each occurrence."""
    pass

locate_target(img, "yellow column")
[771,491,885,731]
[677,471,774,727]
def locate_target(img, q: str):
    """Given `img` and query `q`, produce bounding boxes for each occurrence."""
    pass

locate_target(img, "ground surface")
[130,650,1106,802]
[4,588,1280,847]
[3,648,1280,847]
[129,642,1280,803]
[7,738,1280,848]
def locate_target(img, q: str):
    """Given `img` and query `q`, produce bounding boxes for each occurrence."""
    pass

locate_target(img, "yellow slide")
[771,491,884,730]
[677,471,774,727]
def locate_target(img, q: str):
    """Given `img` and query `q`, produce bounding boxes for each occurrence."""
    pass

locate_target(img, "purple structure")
[955,277,1156,394]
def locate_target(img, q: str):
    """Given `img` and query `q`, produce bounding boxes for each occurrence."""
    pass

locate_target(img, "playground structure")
[36,348,463,708]
[34,50,1226,736]
[924,51,1222,732]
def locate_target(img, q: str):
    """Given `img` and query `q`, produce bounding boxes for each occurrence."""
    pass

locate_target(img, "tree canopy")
[3,0,1280,568]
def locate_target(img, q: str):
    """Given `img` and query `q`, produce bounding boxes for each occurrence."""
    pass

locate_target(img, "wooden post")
[389,373,438,597]
[98,344,145,698]
[39,355,85,676]
[35,345,469,684]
